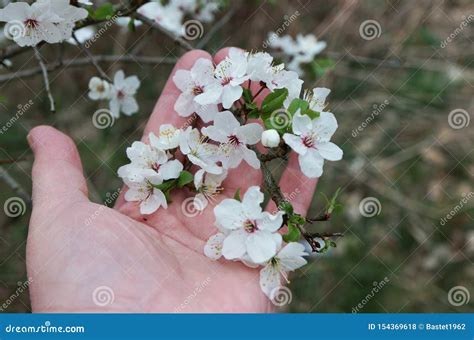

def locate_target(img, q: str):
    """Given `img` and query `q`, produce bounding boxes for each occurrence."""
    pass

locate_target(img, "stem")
[72,33,111,82]
[33,47,55,113]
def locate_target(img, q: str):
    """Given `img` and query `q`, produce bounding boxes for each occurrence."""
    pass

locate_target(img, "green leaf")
[287,98,309,115]
[233,188,241,201]
[242,88,253,104]
[93,3,114,20]
[127,17,136,32]
[278,201,293,215]
[289,213,306,225]
[287,98,319,119]
[177,170,193,188]
[283,223,301,242]
[154,180,176,192]
[247,110,260,119]
[261,88,288,116]
[329,240,337,248]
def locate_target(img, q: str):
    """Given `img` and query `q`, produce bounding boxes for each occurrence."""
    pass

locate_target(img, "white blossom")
[109,70,140,118]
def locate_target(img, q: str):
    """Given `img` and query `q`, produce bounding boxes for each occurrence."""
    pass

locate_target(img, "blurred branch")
[72,33,111,82]
[0,55,177,83]
[0,166,31,203]
[196,1,241,49]
[33,47,55,113]
[134,13,193,51]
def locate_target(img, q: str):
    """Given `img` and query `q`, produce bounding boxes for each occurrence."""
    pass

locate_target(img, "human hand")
[26,49,318,312]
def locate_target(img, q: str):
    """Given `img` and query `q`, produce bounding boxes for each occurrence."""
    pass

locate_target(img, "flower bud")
[261,129,280,148]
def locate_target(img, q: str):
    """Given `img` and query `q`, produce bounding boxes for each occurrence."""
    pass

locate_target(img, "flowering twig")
[33,47,55,113]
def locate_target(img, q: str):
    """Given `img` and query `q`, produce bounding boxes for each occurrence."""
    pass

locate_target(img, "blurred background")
[0,0,473,313]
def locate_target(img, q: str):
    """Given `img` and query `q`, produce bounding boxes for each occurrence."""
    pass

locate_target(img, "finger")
[28,125,88,206]
[114,50,212,210]
[141,49,213,140]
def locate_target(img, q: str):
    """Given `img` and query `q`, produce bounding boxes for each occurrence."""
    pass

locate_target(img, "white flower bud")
[261,129,280,148]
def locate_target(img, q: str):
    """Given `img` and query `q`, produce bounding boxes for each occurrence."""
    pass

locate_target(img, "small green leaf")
[287,98,309,115]
[247,110,260,119]
[93,3,115,20]
[242,88,253,104]
[261,88,288,116]
[278,201,294,215]
[233,188,241,201]
[289,213,306,225]
[127,17,136,32]
[329,240,337,248]
[283,223,301,242]
[154,180,176,192]
[177,170,193,188]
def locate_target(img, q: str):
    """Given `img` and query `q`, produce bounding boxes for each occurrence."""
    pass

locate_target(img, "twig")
[0,166,31,203]
[72,33,111,82]
[0,55,177,83]
[135,13,193,51]
[196,1,241,49]
[33,47,55,113]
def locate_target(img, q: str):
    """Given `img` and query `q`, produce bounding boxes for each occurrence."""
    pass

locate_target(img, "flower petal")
[246,231,279,264]
[204,233,226,260]
[283,133,307,155]
[159,159,183,180]
[317,142,343,161]
[222,230,247,260]
[298,149,324,178]
[292,111,312,135]
[214,199,244,230]
[259,263,281,298]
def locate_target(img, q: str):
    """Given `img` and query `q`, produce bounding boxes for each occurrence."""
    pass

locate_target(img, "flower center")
[221,77,233,86]
[151,163,160,172]
[302,134,315,148]
[24,19,39,30]
[244,220,257,233]
[227,135,240,146]
[192,85,204,95]
[117,90,125,99]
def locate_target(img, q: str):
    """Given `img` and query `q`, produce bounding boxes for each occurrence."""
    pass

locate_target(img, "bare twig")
[0,166,31,203]
[196,1,241,49]
[135,13,193,51]
[0,55,177,83]
[33,47,55,113]
[72,32,111,82]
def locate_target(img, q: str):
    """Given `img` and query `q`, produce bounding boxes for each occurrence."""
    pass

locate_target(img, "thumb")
[28,125,88,206]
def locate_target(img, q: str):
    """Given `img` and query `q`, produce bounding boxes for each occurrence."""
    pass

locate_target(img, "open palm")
[26,49,318,312]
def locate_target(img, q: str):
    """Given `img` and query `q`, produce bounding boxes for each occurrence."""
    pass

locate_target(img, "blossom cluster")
[118,48,343,300]
[88,70,140,118]
[0,0,88,47]
[138,0,221,37]
[267,33,327,75]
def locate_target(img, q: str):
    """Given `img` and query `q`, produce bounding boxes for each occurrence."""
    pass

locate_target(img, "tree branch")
[33,47,55,113]
[0,55,177,83]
